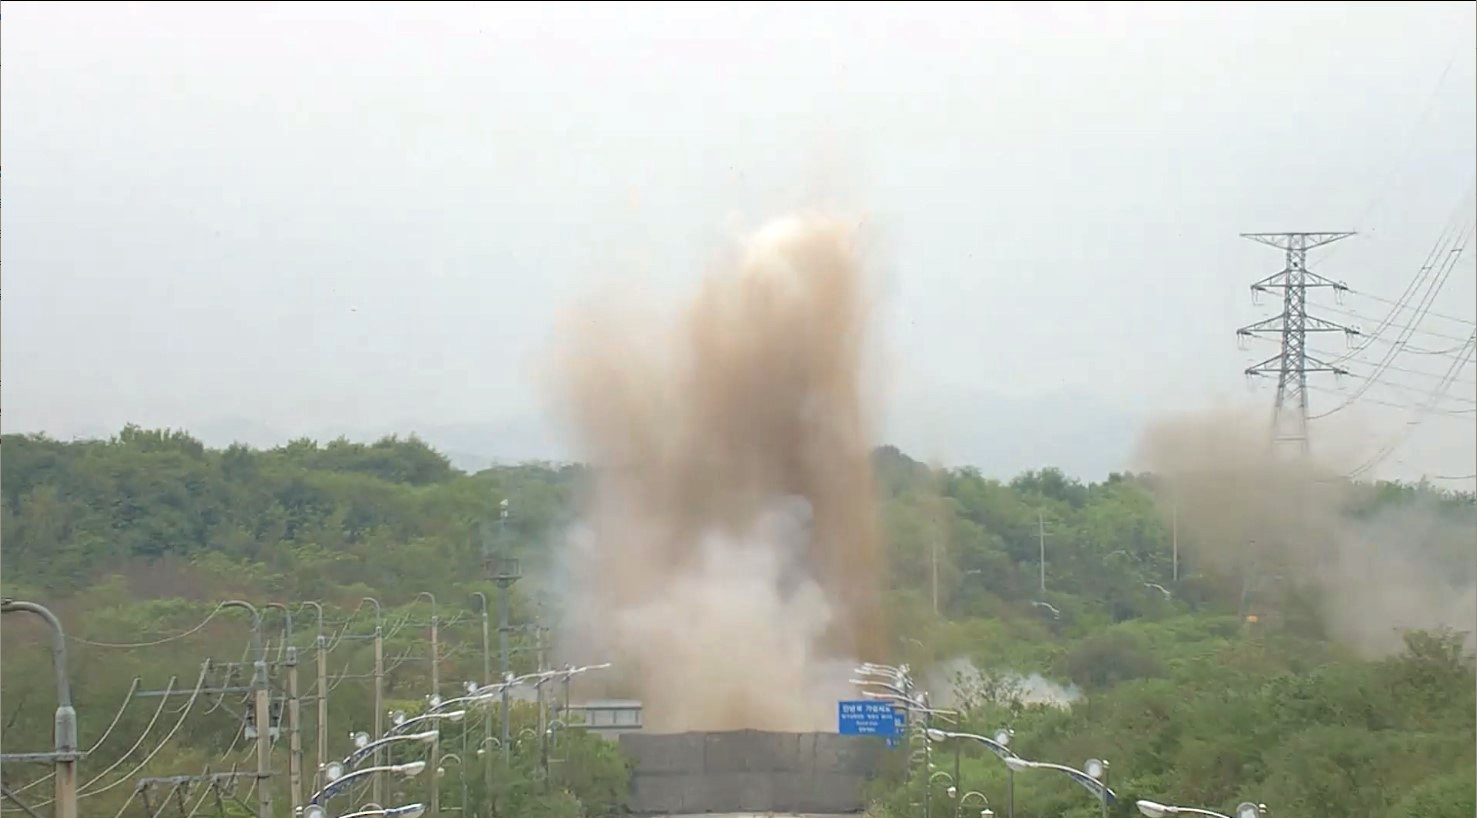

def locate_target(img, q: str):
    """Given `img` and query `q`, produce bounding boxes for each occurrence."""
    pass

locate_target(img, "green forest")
[1,427,1473,818]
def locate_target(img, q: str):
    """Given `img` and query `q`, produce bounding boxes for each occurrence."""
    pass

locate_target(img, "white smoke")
[925,655,1081,711]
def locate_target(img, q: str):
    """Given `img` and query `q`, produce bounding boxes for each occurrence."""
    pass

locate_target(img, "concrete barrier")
[620,730,886,814]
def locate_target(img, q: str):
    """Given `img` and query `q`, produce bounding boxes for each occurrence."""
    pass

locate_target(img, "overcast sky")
[3,1,1474,483]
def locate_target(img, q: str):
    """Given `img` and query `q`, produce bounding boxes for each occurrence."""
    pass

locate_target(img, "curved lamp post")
[468,592,493,807]
[1137,800,1266,818]
[956,790,991,818]
[473,738,502,758]
[264,602,303,814]
[219,600,273,818]
[338,805,426,818]
[413,592,440,818]
[309,761,426,807]
[541,719,570,792]
[927,770,956,818]
[925,728,1017,818]
[361,597,385,805]
[1029,600,1061,620]
[437,753,467,815]
[386,708,466,738]
[343,731,438,770]
[303,804,425,818]
[301,601,330,792]
[0,599,81,818]
[859,689,957,721]
[1005,756,1116,818]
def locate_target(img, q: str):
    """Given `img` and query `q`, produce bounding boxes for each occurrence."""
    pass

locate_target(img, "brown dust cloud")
[547,214,887,732]
[1137,409,1476,658]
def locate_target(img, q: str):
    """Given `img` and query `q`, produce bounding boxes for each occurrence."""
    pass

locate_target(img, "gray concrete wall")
[620,730,886,815]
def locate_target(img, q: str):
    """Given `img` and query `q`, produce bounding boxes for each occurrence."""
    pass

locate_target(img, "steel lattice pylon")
[1235,232,1359,454]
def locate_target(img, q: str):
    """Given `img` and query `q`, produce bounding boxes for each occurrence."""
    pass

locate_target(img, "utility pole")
[1171,503,1179,583]
[285,646,303,815]
[252,658,272,818]
[426,594,441,818]
[265,603,301,816]
[486,499,520,771]
[241,613,273,818]
[367,598,386,806]
[533,603,553,794]
[0,600,80,818]
[498,585,512,769]
[931,528,940,617]
[1038,510,1048,595]
[471,592,493,815]
[1236,231,1357,454]
[310,605,328,796]
[216,601,272,818]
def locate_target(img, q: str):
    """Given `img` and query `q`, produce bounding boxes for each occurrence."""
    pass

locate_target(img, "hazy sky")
[4,1,1474,483]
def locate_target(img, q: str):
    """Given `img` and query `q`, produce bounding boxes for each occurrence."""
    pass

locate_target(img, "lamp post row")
[0,595,609,818]
[854,664,1266,818]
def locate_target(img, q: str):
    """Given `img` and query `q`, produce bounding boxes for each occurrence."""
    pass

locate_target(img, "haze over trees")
[1,429,1473,817]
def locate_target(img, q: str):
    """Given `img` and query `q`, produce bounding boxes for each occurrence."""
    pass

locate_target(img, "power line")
[1345,289,1475,328]
[1348,332,1477,478]
[1313,353,1477,388]
[1341,42,1464,234]
[1310,218,1473,421]
[1317,187,1476,374]
[8,679,144,796]
[1321,302,1475,345]
[68,605,228,648]
[77,667,210,799]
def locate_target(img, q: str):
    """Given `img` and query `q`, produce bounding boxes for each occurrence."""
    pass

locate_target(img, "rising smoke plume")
[1136,408,1476,657]
[548,214,887,732]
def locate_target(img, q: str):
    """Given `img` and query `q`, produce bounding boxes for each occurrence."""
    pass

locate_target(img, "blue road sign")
[885,708,906,746]
[838,700,900,736]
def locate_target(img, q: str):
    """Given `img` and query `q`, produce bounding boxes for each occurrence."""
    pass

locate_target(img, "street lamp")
[1029,600,1061,620]
[1137,800,1265,818]
[957,791,990,818]
[309,762,427,807]
[926,771,955,818]
[341,806,426,818]
[1004,756,1116,818]
[474,738,502,758]
[859,690,957,721]
[438,752,467,816]
[343,731,439,771]
[0,599,81,818]
[925,728,1018,818]
[387,709,466,737]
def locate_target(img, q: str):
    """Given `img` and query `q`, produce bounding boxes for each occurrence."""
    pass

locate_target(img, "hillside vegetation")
[1,428,1473,817]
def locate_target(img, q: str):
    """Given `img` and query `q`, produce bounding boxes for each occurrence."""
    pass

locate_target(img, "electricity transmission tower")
[1236,232,1359,454]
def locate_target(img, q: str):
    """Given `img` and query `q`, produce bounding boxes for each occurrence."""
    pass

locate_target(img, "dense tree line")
[1,429,1472,817]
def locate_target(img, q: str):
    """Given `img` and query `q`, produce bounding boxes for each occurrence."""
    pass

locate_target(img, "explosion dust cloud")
[1136,409,1476,657]
[549,214,887,732]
